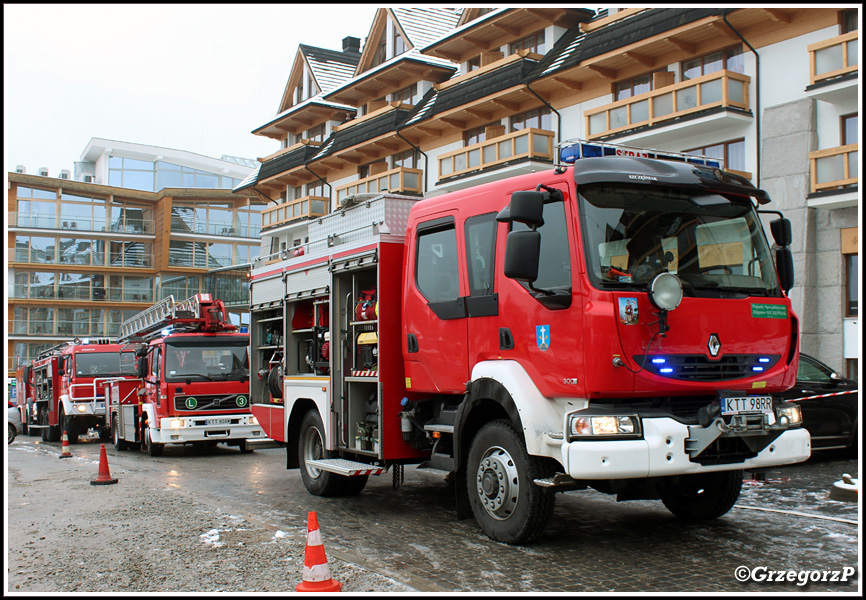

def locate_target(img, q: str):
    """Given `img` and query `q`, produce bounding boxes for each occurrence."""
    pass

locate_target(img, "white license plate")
[720,395,773,415]
[206,418,231,426]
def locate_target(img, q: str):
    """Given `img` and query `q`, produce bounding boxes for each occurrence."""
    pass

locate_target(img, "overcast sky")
[3,4,380,176]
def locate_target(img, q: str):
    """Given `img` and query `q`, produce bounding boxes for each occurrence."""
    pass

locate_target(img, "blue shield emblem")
[536,325,550,351]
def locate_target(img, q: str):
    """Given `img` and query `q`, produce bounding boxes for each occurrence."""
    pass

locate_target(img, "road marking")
[734,504,858,525]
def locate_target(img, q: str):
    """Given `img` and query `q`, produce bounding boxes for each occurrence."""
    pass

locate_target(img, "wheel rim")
[302,425,324,479]
[113,419,119,446]
[474,445,520,520]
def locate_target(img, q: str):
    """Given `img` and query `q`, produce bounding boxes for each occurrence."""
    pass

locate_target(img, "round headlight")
[648,272,683,311]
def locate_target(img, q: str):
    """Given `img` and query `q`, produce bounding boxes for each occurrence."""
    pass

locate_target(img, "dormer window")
[373,40,387,67]
[394,29,406,56]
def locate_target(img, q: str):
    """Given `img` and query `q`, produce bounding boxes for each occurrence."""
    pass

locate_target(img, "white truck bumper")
[562,417,811,479]
[151,414,269,445]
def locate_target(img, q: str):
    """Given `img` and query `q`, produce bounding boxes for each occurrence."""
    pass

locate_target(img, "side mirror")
[496,191,545,227]
[776,246,794,294]
[136,356,147,379]
[504,230,541,282]
[770,217,792,247]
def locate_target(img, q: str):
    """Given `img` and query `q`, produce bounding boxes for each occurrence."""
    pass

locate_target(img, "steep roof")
[299,44,361,95]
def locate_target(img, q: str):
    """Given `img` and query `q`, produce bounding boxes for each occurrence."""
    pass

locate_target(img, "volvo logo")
[708,333,721,357]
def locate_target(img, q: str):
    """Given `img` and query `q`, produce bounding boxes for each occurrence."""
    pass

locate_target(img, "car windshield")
[165,340,249,381]
[74,352,137,377]
[578,183,782,297]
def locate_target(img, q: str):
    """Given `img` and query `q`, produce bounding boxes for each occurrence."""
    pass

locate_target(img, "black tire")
[298,410,368,496]
[61,407,78,444]
[659,470,743,520]
[98,426,111,441]
[40,407,50,442]
[112,417,130,451]
[466,420,556,545]
[145,427,164,457]
[268,363,283,398]
[8,423,16,445]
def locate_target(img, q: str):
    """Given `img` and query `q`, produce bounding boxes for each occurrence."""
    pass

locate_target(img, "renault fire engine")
[108,293,267,455]
[14,339,138,443]
[248,140,810,544]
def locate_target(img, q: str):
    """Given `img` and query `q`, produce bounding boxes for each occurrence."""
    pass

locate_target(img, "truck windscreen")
[74,352,138,377]
[165,340,250,381]
[578,183,781,297]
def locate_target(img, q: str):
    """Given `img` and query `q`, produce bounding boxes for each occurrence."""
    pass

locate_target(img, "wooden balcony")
[585,71,751,139]
[438,128,554,180]
[261,196,329,230]
[809,144,858,194]
[808,31,858,86]
[335,167,423,202]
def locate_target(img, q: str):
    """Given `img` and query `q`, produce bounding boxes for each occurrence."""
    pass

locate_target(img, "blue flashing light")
[758,357,770,363]
[651,358,666,364]
[659,368,674,374]
[752,366,765,372]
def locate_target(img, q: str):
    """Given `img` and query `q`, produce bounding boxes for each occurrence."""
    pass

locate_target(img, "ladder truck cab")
[248,140,810,545]
[14,339,138,443]
[110,293,267,455]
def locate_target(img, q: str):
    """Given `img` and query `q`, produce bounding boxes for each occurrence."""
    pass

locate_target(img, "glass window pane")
[677,86,698,111]
[728,78,745,104]
[700,79,722,104]
[815,44,843,76]
[454,153,467,172]
[610,106,628,129]
[123,158,154,170]
[468,148,481,168]
[630,99,649,124]
[683,58,702,80]
[816,154,844,184]
[703,52,723,74]
[124,170,154,192]
[483,145,497,164]
[653,92,673,117]
[514,134,528,155]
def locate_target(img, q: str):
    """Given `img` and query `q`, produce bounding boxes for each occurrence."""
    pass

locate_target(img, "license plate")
[720,395,773,416]
[206,418,231,426]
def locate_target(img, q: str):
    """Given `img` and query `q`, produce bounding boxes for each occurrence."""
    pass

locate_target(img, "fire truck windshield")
[578,183,781,297]
[164,340,250,381]
[74,352,137,377]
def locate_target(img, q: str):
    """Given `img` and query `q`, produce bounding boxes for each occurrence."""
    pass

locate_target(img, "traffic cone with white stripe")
[59,430,73,459]
[90,443,118,485]
[296,511,342,592]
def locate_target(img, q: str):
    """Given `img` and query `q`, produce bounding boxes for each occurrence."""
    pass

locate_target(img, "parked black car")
[779,354,859,453]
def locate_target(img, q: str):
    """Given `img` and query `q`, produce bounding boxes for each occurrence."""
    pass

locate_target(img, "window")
[391,149,419,169]
[685,139,746,172]
[842,113,858,145]
[465,213,497,296]
[464,124,495,146]
[513,201,571,291]
[510,108,551,132]
[393,28,406,56]
[615,74,654,101]
[393,84,417,105]
[373,40,387,67]
[509,30,545,55]
[467,55,481,72]
[845,254,858,317]
[415,221,459,304]
[841,9,857,33]
[304,123,326,143]
[682,46,745,80]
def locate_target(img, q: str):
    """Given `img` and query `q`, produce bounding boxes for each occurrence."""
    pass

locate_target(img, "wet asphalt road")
[7,434,860,593]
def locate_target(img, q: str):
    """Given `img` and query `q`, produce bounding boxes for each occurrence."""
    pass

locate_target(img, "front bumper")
[151,414,269,445]
[562,416,811,480]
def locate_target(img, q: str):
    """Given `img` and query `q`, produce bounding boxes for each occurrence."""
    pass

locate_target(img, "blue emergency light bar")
[557,139,723,169]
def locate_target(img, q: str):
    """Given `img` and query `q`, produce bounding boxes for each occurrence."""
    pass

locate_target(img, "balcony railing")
[11,284,154,303]
[438,129,554,180]
[261,196,329,230]
[809,144,858,194]
[585,70,751,139]
[808,31,858,86]
[11,213,155,234]
[10,248,154,269]
[336,167,423,202]
[169,218,261,238]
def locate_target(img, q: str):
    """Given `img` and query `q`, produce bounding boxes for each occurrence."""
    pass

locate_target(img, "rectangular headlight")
[569,415,641,439]
[776,405,802,426]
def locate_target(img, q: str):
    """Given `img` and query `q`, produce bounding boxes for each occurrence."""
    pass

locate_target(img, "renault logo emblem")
[708,333,721,357]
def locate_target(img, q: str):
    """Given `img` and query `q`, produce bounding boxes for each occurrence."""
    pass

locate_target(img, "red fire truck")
[107,293,267,455]
[15,339,138,443]
[248,140,810,544]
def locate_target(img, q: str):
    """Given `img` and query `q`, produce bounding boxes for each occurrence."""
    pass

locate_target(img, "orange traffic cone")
[90,443,118,485]
[296,511,342,592]
[59,430,73,459]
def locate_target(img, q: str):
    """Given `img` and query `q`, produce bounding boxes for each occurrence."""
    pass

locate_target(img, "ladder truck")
[248,139,810,544]
[107,293,267,455]
[15,339,138,443]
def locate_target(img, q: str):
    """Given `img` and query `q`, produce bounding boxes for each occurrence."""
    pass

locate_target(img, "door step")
[305,458,384,477]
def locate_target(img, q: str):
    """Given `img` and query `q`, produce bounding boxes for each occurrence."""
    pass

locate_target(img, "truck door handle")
[499,328,514,350]
[407,334,419,353]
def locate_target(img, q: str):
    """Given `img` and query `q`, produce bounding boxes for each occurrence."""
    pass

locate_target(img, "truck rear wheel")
[112,416,130,451]
[298,410,367,496]
[659,470,743,520]
[466,420,555,545]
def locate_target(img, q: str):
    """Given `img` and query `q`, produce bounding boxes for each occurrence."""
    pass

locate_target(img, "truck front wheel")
[144,427,164,457]
[298,410,367,496]
[659,470,743,520]
[466,420,555,545]
[112,416,130,451]
[60,406,78,444]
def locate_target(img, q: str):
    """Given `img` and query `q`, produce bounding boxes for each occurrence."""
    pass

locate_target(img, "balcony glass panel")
[848,151,858,179]
[610,106,628,129]
[700,79,723,104]
[498,140,512,160]
[728,79,745,104]
[816,154,844,184]
[676,86,698,111]
[514,134,528,155]
[815,44,843,75]
[533,134,548,154]
[468,148,481,168]
[390,173,400,189]
[404,171,419,189]
[654,92,673,117]
[311,199,327,214]
[589,112,606,136]
[630,100,649,124]
[454,153,467,172]
[848,40,858,66]
[483,145,497,163]
[440,157,453,176]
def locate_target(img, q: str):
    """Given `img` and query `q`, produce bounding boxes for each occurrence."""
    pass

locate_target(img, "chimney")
[15,165,26,174]
[38,167,49,177]
[342,36,360,54]
[60,169,71,180]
